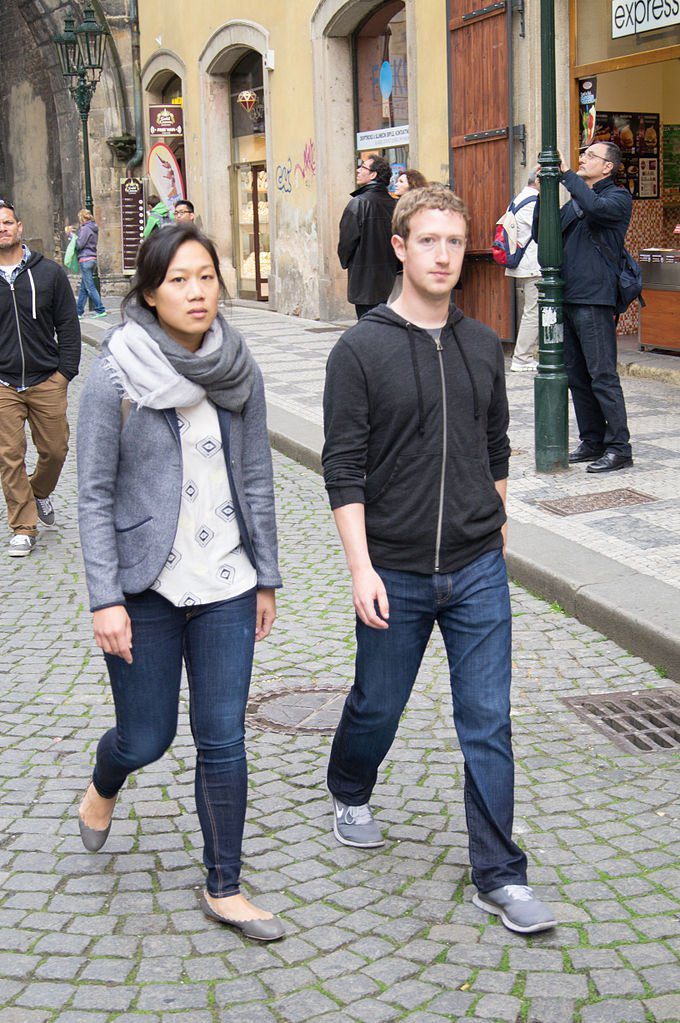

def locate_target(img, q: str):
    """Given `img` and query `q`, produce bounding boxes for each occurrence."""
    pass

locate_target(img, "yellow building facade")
[139,0,449,320]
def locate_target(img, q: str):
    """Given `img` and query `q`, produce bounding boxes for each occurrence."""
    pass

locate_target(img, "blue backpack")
[492,194,538,269]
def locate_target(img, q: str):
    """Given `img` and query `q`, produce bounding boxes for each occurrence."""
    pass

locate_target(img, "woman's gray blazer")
[77,348,281,612]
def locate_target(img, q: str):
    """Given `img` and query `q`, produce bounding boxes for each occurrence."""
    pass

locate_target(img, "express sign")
[612,0,680,37]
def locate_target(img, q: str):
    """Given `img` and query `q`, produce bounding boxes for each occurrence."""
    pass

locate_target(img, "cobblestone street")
[1,344,679,1023]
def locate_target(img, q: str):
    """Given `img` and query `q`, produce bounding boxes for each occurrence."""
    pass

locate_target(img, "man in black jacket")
[558,143,633,472]
[322,184,556,935]
[337,154,399,319]
[0,201,81,556]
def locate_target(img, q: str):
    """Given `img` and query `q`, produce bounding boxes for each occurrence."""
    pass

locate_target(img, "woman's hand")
[93,605,133,663]
[255,588,276,642]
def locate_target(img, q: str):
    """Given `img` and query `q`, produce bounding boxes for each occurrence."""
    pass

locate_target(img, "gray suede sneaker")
[36,496,57,529]
[473,884,557,934]
[332,796,384,848]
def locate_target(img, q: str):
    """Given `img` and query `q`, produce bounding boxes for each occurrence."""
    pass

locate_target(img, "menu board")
[662,124,680,199]
[120,178,146,275]
[592,112,660,200]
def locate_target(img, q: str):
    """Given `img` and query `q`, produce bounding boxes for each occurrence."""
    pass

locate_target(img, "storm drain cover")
[562,687,680,753]
[538,488,656,517]
[247,685,345,735]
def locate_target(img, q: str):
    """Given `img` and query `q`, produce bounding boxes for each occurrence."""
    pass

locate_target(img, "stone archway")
[197,21,274,301]
[310,0,417,320]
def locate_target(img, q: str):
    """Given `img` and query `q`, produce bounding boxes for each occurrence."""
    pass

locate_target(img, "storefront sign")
[592,111,660,199]
[120,178,145,274]
[612,1,680,39]
[147,143,185,207]
[357,124,410,150]
[148,104,184,138]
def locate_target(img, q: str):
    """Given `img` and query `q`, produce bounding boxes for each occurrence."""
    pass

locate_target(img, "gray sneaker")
[8,534,36,557]
[332,796,384,848]
[473,884,556,934]
[36,496,56,529]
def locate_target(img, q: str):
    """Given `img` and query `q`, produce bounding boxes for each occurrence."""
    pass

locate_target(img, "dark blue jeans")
[76,259,105,315]
[564,303,631,456]
[327,550,528,893]
[92,588,256,896]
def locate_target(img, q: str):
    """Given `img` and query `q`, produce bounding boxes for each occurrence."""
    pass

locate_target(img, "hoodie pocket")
[115,516,154,569]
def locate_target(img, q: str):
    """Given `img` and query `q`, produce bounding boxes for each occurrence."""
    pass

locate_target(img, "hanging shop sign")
[120,178,145,274]
[357,124,410,150]
[612,1,680,39]
[592,111,660,199]
[147,142,185,208]
[579,78,597,149]
[148,104,184,138]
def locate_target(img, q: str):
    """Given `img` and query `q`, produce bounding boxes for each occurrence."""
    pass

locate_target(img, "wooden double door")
[449,0,515,341]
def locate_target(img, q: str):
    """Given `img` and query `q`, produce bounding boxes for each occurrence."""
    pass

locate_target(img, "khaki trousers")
[0,376,69,536]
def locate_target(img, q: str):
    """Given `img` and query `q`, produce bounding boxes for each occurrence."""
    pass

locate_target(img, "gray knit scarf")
[108,301,255,413]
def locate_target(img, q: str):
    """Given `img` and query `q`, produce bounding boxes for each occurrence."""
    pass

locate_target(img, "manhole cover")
[538,488,656,517]
[562,687,680,753]
[247,685,345,735]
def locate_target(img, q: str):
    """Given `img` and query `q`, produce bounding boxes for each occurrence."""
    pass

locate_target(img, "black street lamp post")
[534,0,568,472]
[54,9,108,215]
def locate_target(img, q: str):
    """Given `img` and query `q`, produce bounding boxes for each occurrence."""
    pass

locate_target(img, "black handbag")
[588,226,645,317]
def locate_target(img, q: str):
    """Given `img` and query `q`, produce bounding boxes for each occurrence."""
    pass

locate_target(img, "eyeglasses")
[357,162,374,172]
[582,150,609,163]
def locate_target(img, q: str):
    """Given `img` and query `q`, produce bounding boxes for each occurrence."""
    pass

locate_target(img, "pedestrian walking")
[322,183,557,935]
[0,199,81,557]
[393,168,427,197]
[76,223,284,941]
[66,209,107,319]
[555,144,633,472]
[173,199,196,222]
[506,171,540,372]
[338,154,400,319]
[143,194,173,236]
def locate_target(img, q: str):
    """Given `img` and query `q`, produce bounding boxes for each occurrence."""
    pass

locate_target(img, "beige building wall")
[139,0,449,320]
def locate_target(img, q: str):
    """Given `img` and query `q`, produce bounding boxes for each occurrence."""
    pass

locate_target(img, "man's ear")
[391,234,406,265]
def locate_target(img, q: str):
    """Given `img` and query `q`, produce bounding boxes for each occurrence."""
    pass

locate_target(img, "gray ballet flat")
[199,891,285,941]
[78,816,111,852]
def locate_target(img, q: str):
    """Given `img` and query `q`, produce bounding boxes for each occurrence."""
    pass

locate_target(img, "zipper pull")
[434,337,443,352]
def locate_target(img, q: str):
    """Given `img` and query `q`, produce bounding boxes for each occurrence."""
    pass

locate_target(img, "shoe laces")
[503,884,534,901]
[346,803,373,825]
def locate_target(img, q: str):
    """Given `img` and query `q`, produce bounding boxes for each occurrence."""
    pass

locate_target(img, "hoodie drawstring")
[27,268,37,319]
[451,325,480,419]
[406,323,426,436]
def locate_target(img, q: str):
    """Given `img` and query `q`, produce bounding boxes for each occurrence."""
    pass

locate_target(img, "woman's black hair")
[122,224,228,317]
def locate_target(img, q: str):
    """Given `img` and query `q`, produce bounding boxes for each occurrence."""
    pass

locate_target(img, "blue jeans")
[564,303,631,456]
[92,587,256,896]
[76,259,105,315]
[327,550,528,893]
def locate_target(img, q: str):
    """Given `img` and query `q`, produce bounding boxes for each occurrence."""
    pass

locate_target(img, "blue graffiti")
[275,158,292,193]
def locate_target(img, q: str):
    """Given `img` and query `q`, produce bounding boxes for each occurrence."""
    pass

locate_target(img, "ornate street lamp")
[54,8,109,214]
[534,0,568,472]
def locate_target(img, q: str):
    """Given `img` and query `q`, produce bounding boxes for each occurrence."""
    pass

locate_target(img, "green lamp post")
[54,8,108,216]
[534,0,568,472]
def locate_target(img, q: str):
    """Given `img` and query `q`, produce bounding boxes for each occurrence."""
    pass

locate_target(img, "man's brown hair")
[392,183,470,240]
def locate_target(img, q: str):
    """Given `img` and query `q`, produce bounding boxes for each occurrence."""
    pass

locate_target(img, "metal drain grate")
[538,488,656,517]
[562,688,680,753]
[538,489,656,517]
[247,685,345,735]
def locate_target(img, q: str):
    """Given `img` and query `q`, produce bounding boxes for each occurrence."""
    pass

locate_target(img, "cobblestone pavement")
[1,343,679,1023]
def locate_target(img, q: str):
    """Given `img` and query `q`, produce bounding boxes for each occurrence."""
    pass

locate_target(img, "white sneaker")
[8,534,36,557]
[510,359,538,373]
[36,496,57,529]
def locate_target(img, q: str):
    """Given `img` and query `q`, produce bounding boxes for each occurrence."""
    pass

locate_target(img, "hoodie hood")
[152,201,170,216]
[25,250,44,270]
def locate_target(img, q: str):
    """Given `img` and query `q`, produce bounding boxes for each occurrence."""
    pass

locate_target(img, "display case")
[638,248,680,353]
[235,164,269,302]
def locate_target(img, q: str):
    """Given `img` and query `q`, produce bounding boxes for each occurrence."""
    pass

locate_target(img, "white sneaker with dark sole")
[332,796,385,848]
[473,884,557,934]
[8,534,36,557]
[36,496,57,530]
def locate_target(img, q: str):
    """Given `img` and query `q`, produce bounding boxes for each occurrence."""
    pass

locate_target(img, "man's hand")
[351,565,389,629]
[255,588,276,641]
[50,371,69,386]
[93,605,133,663]
[557,149,569,174]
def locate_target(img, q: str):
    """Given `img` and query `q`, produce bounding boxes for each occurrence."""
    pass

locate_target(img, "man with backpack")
[503,172,540,372]
[556,143,633,473]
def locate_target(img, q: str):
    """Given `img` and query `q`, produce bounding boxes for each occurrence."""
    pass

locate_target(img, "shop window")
[353,2,409,188]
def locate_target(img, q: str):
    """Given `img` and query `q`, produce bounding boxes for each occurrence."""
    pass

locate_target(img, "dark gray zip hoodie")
[322,304,510,575]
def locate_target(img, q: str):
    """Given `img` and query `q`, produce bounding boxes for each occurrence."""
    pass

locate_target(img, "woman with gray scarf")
[76,225,284,941]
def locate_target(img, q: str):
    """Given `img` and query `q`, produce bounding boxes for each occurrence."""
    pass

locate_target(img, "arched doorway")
[229,51,269,301]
